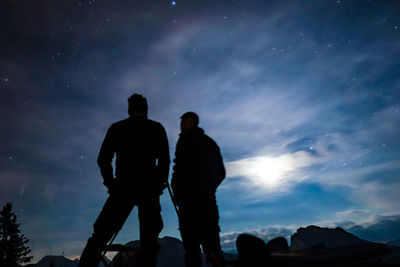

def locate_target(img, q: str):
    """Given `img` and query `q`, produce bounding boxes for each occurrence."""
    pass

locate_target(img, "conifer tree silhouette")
[0,202,33,266]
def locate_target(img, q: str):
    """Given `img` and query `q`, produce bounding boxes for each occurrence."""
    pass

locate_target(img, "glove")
[103,178,117,194]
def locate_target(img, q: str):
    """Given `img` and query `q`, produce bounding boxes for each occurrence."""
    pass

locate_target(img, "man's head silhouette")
[180,111,199,132]
[128,94,148,117]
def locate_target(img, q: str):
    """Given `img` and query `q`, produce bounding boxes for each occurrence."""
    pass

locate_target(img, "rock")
[307,243,326,250]
[387,239,400,247]
[111,236,207,267]
[36,255,77,267]
[157,236,186,267]
[236,233,271,267]
[266,237,289,252]
[290,225,368,250]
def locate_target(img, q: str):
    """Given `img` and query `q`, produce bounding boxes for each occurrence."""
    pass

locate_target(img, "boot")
[185,251,202,267]
[207,252,225,267]
[135,243,160,267]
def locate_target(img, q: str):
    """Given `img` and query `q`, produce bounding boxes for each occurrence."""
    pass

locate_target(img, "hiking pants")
[177,196,224,267]
[79,192,163,267]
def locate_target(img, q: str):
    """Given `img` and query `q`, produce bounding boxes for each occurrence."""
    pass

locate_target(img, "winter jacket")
[97,117,170,195]
[171,126,225,202]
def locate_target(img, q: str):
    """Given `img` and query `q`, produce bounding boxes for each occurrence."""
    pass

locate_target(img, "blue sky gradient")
[1,0,399,262]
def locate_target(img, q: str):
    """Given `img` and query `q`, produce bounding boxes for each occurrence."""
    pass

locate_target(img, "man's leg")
[200,198,225,267]
[79,194,134,267]
[179,205,203,267]
[136,196,163,267]
[202,231,224,267]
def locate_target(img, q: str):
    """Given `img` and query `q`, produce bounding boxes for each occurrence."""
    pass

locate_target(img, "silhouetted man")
[79,94,170,267]
[171,112,225,267]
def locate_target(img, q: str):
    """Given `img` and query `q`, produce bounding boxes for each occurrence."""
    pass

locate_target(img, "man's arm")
[204,135,226,190]
[97,125,115,187]
[215,144,226,188]
[171,135,193,197]
[155,124,170,188]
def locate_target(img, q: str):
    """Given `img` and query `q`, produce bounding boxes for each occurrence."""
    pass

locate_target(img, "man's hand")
[103,179,117,194]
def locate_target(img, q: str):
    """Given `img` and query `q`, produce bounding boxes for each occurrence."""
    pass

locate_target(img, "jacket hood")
[179,126,204,137]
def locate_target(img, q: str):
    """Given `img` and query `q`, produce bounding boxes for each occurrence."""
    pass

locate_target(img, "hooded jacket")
[171,126,225,201]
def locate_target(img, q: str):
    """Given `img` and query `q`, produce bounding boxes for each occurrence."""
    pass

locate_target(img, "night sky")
[1,0,400,262]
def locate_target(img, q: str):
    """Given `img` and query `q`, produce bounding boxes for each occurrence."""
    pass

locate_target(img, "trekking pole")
[101,225,122,261]
[96,229,119,267]
[165,181,180,218]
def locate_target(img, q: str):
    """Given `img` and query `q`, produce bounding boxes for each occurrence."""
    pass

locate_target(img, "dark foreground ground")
[30,224,400,267]
[264,243,400,267]
[30,241,400,267]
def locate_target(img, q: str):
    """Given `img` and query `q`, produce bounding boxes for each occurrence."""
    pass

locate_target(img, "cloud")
[89,0,400,222]
[225,151,316,193]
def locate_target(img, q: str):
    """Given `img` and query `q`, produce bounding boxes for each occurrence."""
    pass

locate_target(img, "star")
[171,1,176,6]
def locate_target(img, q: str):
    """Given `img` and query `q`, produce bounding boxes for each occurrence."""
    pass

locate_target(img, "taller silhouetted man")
[172,112,226,267]
[79,94,170,267]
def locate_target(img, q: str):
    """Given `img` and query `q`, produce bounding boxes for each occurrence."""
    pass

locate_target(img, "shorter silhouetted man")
[79,94,170,267]
[171,112,225,267]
